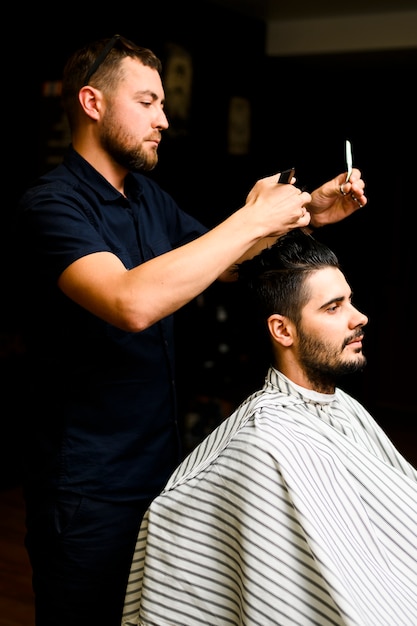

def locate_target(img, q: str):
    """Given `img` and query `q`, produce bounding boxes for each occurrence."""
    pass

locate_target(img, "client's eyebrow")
[319,294,348,311]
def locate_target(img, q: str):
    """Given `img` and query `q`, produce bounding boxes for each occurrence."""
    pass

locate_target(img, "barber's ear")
[267,314,294,347]
[78,86,102,119]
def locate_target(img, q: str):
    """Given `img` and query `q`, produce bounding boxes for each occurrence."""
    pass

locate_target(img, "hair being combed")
[237,228,340,325]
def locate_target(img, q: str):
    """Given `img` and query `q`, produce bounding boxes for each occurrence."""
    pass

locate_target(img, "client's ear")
[267,314,294,347]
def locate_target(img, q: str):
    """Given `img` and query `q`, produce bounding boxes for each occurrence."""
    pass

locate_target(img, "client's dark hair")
[237,228,340,326]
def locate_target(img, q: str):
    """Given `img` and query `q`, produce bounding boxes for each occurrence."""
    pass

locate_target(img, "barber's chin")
[141,155,158,172]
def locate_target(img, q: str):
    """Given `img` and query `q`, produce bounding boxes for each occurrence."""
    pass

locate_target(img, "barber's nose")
[155,110,169,130]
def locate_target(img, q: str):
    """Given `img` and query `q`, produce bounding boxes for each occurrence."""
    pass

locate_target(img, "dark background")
[2,1,416,485]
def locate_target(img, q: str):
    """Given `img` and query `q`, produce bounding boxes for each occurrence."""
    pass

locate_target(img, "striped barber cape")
[122,367,417,626]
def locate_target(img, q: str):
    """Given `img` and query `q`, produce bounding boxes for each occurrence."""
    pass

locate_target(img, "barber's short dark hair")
[61,34,162,128]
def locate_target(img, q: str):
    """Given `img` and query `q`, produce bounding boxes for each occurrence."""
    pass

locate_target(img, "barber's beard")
[100,114,159,172]
[297,328,367,393]
[113,142,158,172]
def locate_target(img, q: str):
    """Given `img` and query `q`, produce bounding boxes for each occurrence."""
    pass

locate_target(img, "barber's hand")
[244,173,312,237]
[307,168,367,229]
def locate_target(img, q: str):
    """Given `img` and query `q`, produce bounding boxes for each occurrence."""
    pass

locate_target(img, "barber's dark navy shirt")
[17,146,208,503]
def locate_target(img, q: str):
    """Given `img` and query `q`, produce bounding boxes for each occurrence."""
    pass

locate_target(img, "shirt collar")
[63,145,144,203]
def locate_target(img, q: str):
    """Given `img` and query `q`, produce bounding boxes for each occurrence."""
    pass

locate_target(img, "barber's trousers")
[24,492,148,626]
